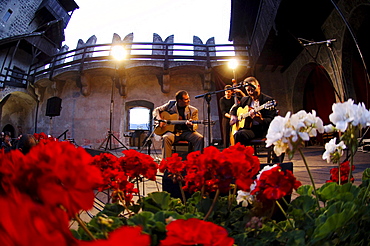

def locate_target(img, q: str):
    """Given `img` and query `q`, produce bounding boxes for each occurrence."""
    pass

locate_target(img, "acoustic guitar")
[230,100,276,145]
[154,111,212,136]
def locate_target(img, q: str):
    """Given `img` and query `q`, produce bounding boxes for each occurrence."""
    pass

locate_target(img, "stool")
[249,138,273,163]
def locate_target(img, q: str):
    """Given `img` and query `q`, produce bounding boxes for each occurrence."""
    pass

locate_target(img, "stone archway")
[0,91,37,137]
[293,63,336,124]
[302,66,336,125]
[342,4,370,106]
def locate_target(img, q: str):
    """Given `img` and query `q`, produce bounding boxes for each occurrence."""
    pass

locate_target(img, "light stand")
[99,45,129,151]
[229,59,239,105]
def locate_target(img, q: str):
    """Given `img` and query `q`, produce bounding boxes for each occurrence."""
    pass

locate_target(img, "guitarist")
[229,77,276,146]
[153,90,204,159]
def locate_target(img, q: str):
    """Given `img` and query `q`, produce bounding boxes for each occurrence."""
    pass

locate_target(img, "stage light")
[228,58,238,80]
[228,58,238,70]
[111,45,126,61]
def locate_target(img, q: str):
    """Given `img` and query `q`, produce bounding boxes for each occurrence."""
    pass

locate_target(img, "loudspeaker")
[46,97,62,117]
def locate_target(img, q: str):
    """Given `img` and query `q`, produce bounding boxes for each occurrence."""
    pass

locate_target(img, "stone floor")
[69,143,370,229]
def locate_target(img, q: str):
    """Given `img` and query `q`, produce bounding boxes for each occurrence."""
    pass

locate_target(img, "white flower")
[324,124,335,133]
[355,102,370,127]
[236,190,254,207]
[329,99,357,132]
[265,110,325,158]
[322,137,346,163]
[265,113,290,147]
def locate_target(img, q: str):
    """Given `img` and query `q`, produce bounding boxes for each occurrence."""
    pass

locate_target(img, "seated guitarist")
[229,77,276,146]
[153,90,204,159]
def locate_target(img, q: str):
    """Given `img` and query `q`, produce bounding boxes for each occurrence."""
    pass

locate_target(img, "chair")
[249,138,274,163]
[172,140,193,154]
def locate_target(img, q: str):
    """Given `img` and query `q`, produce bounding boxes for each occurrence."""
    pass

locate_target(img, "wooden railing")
[28,42,250,83]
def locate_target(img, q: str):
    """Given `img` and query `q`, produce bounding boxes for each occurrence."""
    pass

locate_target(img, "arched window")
[129,107,151,130]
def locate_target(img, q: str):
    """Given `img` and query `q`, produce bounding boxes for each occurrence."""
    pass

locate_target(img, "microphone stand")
[195,85,244,147]
[139,123,160,155]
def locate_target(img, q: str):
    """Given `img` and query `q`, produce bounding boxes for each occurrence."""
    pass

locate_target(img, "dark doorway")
[2,124,15,140]
[303,66,336,144]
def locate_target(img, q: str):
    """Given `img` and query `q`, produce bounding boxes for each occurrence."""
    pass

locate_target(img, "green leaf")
[140,191,173,213]
[148,192,171,209]
[362,168,370,180]
[127,211,155,231]
[290,195,316,214]
[281,230,306,246]
[311,201,357,242]
[99,203,125,217]
[317,182,339,201]
[296,185,313,196]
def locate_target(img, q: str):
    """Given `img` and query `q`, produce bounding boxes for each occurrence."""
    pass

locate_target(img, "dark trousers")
[234,125,265,146]
[221,117,231,147]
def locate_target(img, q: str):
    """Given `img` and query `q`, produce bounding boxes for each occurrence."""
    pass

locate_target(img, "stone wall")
[0,0,41,38]
[33,68,217,150]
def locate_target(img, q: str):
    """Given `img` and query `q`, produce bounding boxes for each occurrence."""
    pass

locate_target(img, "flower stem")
[228,184,237,211]
[276,200,293,228]
[338,161,341,185]
[117,192,134,217]
[136,178,141,202]
[74,213,96,241]
[362,182,370,203]
[348,147,354,184]
[203,189,220,221]
[298,148,320,208]
[178,180,187,204]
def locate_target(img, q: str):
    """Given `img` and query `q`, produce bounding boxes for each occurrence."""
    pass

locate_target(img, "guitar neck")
[165,120,203,125]
[240,104,266,119]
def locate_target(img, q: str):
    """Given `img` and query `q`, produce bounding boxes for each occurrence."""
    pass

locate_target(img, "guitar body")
[154,112,178,136]
[230,106,252,145]
[229,100,276,146]
[236,106,253,129]
[154,111,214,136]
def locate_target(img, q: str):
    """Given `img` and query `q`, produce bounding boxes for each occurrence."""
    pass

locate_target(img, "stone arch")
[342,4,370,106]
[0,91,37,136]
[293,63,336,124]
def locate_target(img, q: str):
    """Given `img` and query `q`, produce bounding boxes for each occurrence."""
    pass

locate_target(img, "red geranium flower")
[251,164,301,201]
[182,144,260,194]
[33,132,57,145]
[0,191,78,246]
[159,153,185,174]
[19,141,103,217]
[222,143,260,191]
[326,160,355,184]
[78,226,150,246]
[120,149,159,181]
[160,218,234,246]
[0,149,26,195]
[91,152,140,204]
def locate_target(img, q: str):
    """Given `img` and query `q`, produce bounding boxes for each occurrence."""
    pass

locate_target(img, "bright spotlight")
[111,45,126,61]
[228,59,238,70]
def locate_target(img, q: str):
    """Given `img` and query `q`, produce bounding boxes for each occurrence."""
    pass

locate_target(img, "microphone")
[243,82,256,90]
[303,39,336,47]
